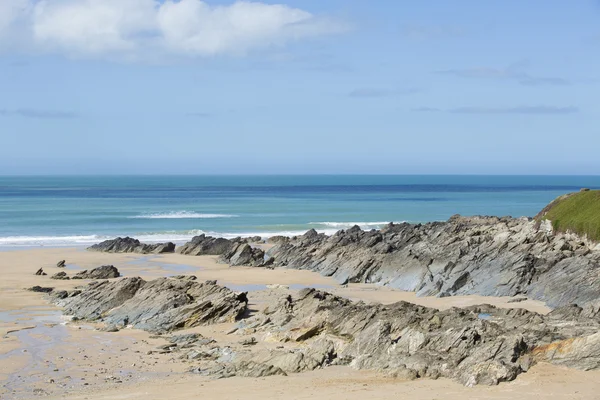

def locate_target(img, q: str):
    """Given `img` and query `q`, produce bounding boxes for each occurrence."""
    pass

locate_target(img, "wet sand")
[0,248,597,399]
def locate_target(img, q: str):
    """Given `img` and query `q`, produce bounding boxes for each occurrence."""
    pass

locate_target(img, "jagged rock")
[176,234,270,267]
[267,216,600,308]
[72,265,120,280]
[53,278,248,334]
[230,289,600,386]
[35,268,47,276]
[267,236,289,245]
[177,234,233,256]
[88,237,175,254]
[56,260,66,268]
[532,332,600,370]
[51,271,70,280]
[220,243,266,267]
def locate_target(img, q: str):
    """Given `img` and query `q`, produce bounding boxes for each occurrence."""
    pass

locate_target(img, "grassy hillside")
[536,189,600,241]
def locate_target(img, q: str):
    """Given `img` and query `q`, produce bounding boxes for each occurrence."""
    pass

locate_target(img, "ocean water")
[1,175,599,248]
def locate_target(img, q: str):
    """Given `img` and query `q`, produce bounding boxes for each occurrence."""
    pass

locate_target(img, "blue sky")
[1,0,599,175]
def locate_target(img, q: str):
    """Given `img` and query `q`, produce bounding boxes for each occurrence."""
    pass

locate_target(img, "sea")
[1,175,599,248]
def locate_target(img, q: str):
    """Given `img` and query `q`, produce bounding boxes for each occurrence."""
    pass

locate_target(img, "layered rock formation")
[91,287,600,386]
[88,237,175,254]
[53,277,248,333]
[268,216,600,308]
[218,288,600,385]
[177,234,268,266]
[72,265,120,280]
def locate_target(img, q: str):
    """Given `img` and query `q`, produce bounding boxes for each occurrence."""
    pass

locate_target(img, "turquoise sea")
[1,175,599,248]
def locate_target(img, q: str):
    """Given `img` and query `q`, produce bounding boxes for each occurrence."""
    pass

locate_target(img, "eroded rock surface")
[72,265,120,280]
[88,237,175,254]
[220,289,600,386]
[268,217,600,308]
[53,277,248,333]
[177,234,269,267]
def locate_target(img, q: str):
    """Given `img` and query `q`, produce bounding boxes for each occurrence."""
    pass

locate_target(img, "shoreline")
[0,247,595,399]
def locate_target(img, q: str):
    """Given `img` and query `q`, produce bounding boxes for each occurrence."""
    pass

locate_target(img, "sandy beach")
[1,247,598,399]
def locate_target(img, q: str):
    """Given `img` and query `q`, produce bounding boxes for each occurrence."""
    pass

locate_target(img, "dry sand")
[0,247,598,399]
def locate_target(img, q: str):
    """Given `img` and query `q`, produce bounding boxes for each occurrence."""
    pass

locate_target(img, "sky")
[0,0,599,175]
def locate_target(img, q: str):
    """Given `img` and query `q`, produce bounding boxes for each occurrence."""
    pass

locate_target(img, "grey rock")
[51,271,70,280]
[72,265,120,280]
[233,289,600,386]
[35,268,47,276]
[28,286,54,293]
[221,243,266,267]
[88,237,175,254]
[267,216,600,308]
[53,277,248,334]
[177,234,270,267]
[177,234,233,256]
[56,260,66,268]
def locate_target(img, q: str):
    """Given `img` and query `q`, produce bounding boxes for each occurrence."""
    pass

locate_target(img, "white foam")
[0,235,104,246]
[310,221,394,229]
[128,211,238,219]
[0,228,345,247]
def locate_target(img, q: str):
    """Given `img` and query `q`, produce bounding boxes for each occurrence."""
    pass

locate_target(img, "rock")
[177,234,233,256]
[240,337,257,346]
[532,332,600,370]
[267,236,289,245]
[266,284,289,290]
[102,325,120,333]
[177,234,271,267]
[51,271,70,280]
[53,277,248,334]
[221,243,266,267]
[233,289,600,386]
[72,265,120,280]
[88,237,175,254]
[35,268,47,276]
[28,286,53,293]
[56,260,66,268]
[508,297,528,303]
[267,216,600,308]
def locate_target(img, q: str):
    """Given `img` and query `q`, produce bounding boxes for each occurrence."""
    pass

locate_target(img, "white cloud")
[0,0,346,59]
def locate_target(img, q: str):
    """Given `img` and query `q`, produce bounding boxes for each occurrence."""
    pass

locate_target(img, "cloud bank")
[0,0,346,59]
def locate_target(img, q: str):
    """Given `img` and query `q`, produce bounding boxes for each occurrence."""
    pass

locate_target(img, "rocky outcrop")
[221,289,600,386]
[177,234,233,256]
[220,243,268,267]
[177,234,269,267]
[267,216,600,308]
[72,265,120,280]
[87,237,175,254]
[53,277,248,333]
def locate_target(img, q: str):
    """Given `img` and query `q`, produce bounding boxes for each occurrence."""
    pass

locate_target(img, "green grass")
[536,190,600,241]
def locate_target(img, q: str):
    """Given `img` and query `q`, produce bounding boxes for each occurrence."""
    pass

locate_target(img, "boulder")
[72,265,120,280]
[51,271,69,280]
[56,260,66,268]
